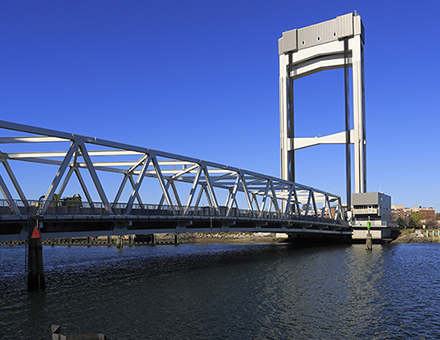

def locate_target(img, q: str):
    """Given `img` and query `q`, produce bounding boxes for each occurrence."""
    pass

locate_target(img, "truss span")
[0,120,348,241]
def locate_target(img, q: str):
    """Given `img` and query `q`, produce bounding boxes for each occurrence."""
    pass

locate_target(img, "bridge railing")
[0,199,343,225]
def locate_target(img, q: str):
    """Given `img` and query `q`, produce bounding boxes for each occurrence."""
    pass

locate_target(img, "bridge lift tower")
[278,12,366,208]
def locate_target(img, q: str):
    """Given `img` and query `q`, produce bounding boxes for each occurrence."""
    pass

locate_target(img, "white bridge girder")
[0,120,343,227]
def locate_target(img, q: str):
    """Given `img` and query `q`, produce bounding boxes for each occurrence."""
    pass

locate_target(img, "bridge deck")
[0,201,349,241]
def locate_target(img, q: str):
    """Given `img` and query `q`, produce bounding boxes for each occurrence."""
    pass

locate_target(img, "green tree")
[409,212,426,228]
[396,216,406,228]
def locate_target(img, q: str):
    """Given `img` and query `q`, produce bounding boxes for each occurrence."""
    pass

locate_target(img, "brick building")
[391,205,436,225]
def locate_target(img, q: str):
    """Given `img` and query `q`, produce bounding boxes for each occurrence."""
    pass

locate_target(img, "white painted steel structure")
[279,12,367,198]
[0,120,347,241]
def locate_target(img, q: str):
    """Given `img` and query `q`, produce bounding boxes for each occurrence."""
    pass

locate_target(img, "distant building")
[391,205,436,225]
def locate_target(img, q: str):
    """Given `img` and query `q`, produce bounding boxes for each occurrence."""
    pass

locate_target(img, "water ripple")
[2,243,440,339]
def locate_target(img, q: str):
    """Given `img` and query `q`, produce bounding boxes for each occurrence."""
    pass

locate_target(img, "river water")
[1,242,440,339]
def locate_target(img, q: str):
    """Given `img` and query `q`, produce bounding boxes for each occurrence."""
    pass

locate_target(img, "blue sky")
[0,1,439,211]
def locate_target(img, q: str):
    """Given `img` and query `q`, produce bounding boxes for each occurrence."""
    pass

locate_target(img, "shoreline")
[391,230,440,244]
[0,232,289,247]
[3,231,439,246]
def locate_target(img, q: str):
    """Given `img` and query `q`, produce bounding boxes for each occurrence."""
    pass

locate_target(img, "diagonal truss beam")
[0,173,20,215]
[77,142,113,215]
[125,155,151,215]
[38,141,79,215]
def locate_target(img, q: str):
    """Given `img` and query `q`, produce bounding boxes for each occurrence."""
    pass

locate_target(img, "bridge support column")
[27,237,46,291]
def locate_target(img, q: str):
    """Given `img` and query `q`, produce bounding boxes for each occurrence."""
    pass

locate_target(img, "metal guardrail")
[0,199,344,226]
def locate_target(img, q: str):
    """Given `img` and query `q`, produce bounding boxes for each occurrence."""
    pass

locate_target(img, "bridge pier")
[27,237,45,291]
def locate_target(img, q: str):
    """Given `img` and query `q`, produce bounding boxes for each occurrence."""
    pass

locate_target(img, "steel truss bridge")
[0,120,349,242]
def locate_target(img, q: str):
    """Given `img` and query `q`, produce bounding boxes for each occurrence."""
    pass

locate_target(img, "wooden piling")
[116,235,123,249]
[27,237,45,290]
[366,222,372,251]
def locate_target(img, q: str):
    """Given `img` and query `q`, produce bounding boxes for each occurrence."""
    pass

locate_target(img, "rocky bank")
[391,231,440,244]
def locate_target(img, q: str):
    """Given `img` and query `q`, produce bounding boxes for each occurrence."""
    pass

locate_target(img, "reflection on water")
[1,243,440,339]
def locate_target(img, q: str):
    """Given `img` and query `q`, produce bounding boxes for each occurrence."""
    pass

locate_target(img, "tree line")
[396,212,440,228]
